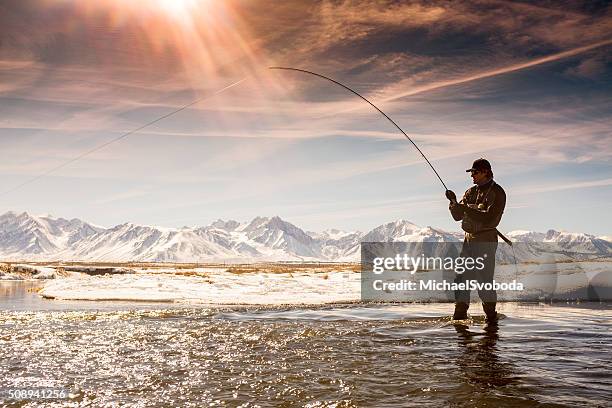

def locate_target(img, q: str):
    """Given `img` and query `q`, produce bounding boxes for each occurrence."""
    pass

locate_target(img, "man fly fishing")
[445,158,506,324]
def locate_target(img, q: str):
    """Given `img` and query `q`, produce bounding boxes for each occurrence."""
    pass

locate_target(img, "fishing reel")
[467,203,486,210]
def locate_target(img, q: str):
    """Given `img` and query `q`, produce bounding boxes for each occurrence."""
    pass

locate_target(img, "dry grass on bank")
[1,261,361,276]
[226,263,360,275]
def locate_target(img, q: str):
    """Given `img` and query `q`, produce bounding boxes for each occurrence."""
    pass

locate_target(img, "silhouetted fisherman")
[445,158,506,324]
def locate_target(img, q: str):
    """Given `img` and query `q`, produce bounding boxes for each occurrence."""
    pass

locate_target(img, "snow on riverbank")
[36,261,612,305]
[0,264,58,280]
[0,263,135,281]
[39,268,360,304]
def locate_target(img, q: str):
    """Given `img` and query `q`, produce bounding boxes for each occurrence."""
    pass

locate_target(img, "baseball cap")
[466,158,492,172]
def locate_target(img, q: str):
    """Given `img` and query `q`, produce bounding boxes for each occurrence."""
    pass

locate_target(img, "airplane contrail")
[379,38,612,103]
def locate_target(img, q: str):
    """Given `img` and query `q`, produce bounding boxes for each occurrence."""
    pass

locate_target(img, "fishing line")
[511,244,519,290]
[0,77,248,198]
[269,66,449,191]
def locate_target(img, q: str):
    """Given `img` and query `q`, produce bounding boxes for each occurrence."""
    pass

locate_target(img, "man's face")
[470,169,488,184]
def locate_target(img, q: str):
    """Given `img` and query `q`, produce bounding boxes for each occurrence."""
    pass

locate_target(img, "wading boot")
[453,302,469,320]
[483,302,498,325]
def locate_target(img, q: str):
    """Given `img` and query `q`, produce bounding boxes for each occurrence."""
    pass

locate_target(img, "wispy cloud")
[516,178,612,195]
[91,188,152,205]
[377,39,612,103]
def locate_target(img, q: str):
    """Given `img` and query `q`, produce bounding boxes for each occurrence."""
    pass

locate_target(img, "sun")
[155,0,201,20]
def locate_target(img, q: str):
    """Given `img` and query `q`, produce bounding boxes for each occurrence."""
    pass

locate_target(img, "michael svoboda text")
[372,279,524,292]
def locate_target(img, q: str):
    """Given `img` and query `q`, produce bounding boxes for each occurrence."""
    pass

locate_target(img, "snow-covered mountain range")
[0,211,609,262]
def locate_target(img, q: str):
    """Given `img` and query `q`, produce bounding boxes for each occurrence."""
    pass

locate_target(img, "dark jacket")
[450,179,506,241]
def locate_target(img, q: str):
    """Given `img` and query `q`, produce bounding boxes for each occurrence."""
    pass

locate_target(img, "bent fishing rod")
[270,66,513,253]
[269,66,449,192]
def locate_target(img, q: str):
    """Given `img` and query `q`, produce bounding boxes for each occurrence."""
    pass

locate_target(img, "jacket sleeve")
[449,191,469,221]
[460,186,506,224]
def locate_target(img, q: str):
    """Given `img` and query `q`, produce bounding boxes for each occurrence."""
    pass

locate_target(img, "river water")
[0,281,610,407]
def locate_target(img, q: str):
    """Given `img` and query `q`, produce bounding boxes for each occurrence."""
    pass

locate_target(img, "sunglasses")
[469,170,483,175]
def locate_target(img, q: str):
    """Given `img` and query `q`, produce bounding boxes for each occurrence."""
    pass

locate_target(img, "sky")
[0,0,611,235]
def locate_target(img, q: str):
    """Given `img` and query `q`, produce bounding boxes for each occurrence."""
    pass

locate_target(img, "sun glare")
[155,0,201,21]
[41,0,288,116]
[62,0,261,82]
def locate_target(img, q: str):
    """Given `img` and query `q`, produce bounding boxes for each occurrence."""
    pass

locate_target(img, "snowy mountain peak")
[241,216,272,232]
[545,229,593,242]
[210,219,240,231]
[506,228,611,254]
[507,230,547,242]
[362,219,421,242]
[316,228,360,240]
[0,211,101,256]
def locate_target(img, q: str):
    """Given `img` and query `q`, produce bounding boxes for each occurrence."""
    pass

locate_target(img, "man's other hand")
[445,190,457,202]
